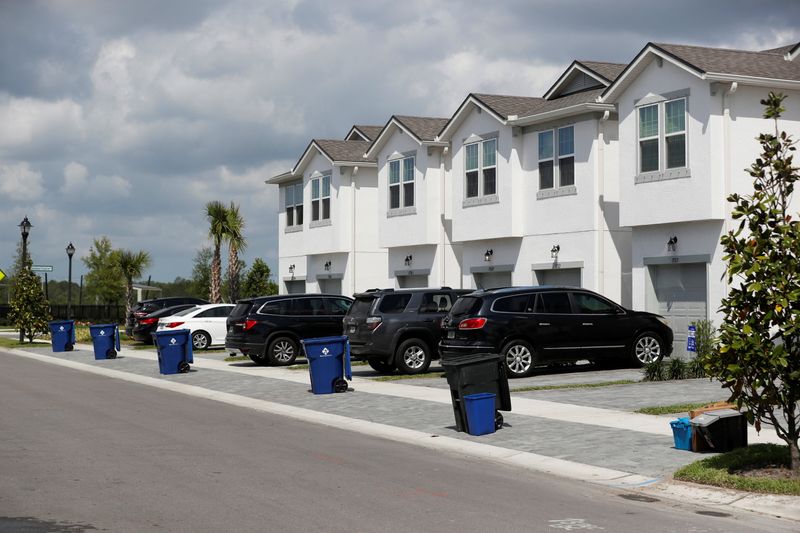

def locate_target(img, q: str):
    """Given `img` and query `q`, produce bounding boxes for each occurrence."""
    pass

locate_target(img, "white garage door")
[474,271,512,289]
[536,268,581,287]
[285,280,306,294]
[398,275,428,288]
[318,278,342,295]
[648,263,707,357]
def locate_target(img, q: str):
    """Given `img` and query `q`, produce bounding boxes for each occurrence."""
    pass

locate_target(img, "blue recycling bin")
[463,392,497,436]
[89,323,121,360]
[49,320,76,352]
[153,329,193,374]
[670,417,693,451]
[301,335,352,394]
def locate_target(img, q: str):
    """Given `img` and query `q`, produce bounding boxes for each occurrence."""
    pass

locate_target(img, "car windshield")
[449,296,481,317]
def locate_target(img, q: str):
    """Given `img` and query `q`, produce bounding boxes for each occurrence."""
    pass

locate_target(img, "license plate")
[447,330,455,339]
[349,326,356,333]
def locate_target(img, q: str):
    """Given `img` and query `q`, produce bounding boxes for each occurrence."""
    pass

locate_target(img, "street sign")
[0,269,5,282]
[31,265,54,272]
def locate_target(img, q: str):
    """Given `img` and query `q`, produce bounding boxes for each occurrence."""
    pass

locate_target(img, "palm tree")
[206,200,229,303]
[116,249,151,331]
[226,202,246,303]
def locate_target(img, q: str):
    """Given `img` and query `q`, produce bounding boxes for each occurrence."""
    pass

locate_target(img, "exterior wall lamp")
[404,254,413,266]
[551,244,560,259]
[288,264,295,274]
[324,260,331,271]
[667,236,678,252]
[484,249,493,262]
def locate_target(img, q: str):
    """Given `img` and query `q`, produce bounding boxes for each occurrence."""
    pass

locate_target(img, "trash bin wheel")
[64,343,74,352]
[106,349,117,359]
[495,410,504,430]
[333,378,348,393]
[178,361,190,373]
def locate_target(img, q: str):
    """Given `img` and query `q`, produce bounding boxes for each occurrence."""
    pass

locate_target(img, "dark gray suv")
[344,288,471,374]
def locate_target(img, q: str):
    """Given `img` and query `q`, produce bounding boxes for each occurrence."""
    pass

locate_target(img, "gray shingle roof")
[393,116,449,141]
[314,140,374,162]
[351,125,384,142]
[470,94,545,119]
[578,61,627,82]
[655,42,800,81]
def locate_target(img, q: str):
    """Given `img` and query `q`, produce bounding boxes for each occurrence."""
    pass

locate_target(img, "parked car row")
[127,297,234,350]
[222,286,674,378]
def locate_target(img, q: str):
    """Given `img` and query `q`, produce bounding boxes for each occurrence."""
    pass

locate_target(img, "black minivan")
[440,286,673,378]
[225,294,353,366]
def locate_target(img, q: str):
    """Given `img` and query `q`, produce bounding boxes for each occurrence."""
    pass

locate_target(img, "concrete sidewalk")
[3,342,799,522]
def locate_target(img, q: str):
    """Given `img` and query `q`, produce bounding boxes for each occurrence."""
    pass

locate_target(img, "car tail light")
[243,319,258,331]
[165,321,184,328]
[458,317,487,330]
[139,317,158,325]
[366,316,382,331]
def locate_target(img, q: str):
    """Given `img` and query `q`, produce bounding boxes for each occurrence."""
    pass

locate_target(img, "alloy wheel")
[272,340,294,363]
[402,345,427,370]
[505,344,532,376]
[634,335,661,364]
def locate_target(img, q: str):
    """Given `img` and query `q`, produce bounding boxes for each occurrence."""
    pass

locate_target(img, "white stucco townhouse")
[364,115,461,288]
[600,42,800,354]
[266,126,390,295]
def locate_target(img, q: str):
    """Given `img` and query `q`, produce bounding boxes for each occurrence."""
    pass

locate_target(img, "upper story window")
[465,138,497,198]
[638,97,686,174]
[311,175,330,222]
[285,182,303,228]
[538,126,574,190]
[389,156,415,209]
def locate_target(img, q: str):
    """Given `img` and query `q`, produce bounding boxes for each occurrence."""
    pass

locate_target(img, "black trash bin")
[441,353,511,433]
[690,408,748,452]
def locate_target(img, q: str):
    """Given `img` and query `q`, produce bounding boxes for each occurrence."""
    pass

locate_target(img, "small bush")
[642,359,667,381]
[666,358,687,380]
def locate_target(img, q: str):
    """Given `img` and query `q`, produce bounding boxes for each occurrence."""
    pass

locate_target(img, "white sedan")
[157,303,235,350]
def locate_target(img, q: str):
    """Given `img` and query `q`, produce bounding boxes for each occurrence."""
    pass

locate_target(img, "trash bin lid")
[691,409,742,427]
[440,353,501,368]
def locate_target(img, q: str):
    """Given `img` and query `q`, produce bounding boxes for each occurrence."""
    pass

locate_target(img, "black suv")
[126,297,209,336]
[440,286,673,378]
[343,288,471,374]
[225,294,353,366]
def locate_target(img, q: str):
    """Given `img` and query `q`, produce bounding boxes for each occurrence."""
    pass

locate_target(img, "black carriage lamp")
[484,249,493,262]
[667,236,678,252]
[551,244,560,259]
[404,254,413,266]
[288,264,295,274]
[66,243,76,320]
[324,261,332,271]
[19,216,32,237]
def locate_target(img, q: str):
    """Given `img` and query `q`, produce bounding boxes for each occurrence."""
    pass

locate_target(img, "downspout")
[351,166,358,294]
[597,110,610,295]
[722,82,737,297]
[440,146,448,286]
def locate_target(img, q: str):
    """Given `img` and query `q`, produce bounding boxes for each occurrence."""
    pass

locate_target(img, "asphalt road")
[0,351,794,533]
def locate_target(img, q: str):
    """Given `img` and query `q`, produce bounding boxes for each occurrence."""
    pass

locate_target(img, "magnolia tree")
[702,93,800,475]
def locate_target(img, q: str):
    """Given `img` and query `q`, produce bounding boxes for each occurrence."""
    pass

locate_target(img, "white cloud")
[0,161,44,201]
[0,96,85,155]
[62,161,89,193]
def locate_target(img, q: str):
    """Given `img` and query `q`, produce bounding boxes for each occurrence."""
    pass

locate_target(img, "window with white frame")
[285,182,303,228]
[538,126,574,189]
[638,97,686,174]
[465,138,497,198]
[389,155,415,209]
[311,174,330,221]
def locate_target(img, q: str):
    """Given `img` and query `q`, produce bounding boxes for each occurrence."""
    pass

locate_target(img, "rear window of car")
[258,300,291,315]
[449,296,482,317]
[348,297,375,317]
[378,294,412,314]
[230,302,254,318]
[173,307,198,317]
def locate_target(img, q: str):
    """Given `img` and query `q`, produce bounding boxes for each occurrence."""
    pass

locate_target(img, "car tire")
[631,332,664,367]
[394,338,432,375]
[248,353,269,366]
[502,340,536,378]
[367,358,395,374]
[267,336,299,366]
[192,331,211,350]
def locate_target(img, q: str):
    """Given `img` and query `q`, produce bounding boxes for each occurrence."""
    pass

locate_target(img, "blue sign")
[687,325,697,352]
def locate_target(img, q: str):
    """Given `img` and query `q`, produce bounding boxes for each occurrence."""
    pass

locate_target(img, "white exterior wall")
[450,107,520,242]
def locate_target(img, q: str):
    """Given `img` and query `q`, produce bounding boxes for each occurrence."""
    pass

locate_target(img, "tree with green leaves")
[205,201,230,303]
[82,236,124,304]
[116,249,151,331]
[226,202,246,303]
[9,257,51,343]
[191,246,213,299]
[702,92,800,475]
[241,258,278,298]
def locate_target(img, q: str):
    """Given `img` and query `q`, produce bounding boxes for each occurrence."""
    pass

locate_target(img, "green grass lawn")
[510,379,636,393]
[675,444,799,495]
[635,401,726,416]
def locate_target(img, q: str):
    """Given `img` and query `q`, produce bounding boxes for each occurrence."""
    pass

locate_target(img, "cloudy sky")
[1,0,798,283]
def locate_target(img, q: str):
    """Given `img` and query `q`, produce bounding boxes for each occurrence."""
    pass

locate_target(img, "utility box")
[691,409,748,453]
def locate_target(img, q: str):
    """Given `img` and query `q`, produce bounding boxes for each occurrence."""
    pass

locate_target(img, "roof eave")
[365,117,426,158]
[543,61,611,100]
[266,170,299,185]
[509,103,616,127]
[704,72,800,89]
[333,160,377,168]
[437,95,508,141]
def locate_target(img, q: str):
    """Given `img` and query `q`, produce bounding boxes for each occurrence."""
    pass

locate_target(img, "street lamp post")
[66,242,75,320]
[18,216,32,342]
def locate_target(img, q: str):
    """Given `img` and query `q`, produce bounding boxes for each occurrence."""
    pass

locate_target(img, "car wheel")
[394,339,431,375]
[502,340,536,378]
[192,331,211,350]
[248,353,269,366]
[367,358,395,374]
[631,332,664,367]
[267,336,299,366]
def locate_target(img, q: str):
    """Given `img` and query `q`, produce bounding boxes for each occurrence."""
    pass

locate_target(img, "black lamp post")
[66,242,75,320]
[18,216,32,342]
